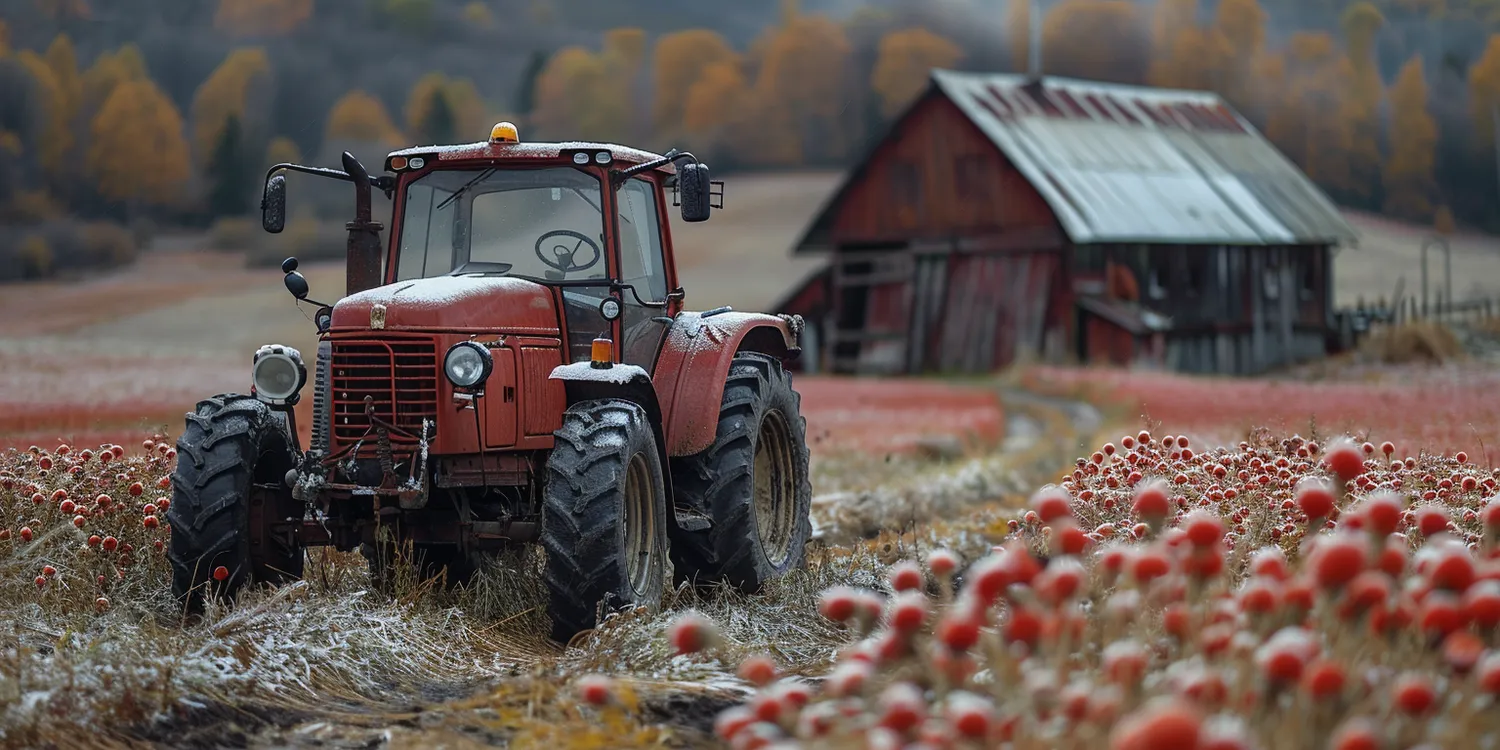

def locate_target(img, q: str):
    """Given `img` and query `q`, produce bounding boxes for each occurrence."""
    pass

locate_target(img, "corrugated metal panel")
[930,70,1359,247]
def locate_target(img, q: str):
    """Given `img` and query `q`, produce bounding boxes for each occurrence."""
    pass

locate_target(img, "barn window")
[890,161,921,209]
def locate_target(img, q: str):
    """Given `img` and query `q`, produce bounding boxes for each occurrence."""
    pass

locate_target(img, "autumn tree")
[88,79,191,209]
[1469,34,1500,150]
[1212,0,1270,113]
[1340,2,1385,202]
[15,51,67,185]
[405,73,485,145]
[1383,56,1439,221]
[1041,0,1151,84]
[214,0,313,37]
[42,36,80,181]
[1265,33,1356,193]
[325,90,403,146]
[651,30,738,134]
[1146,0,1233,91]
[263,136,301,173]
[533,44,632,142]
[870,28,962,117]
[683,59,750,159]
[603,28,649,140]
[190,48,272,165]
[1007,0,1032,73]
[752,12,853,165]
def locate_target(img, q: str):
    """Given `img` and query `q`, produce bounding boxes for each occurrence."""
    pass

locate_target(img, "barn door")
[828,248,914,374]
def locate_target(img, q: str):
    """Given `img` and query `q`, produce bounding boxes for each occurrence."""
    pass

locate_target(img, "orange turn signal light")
[590,338,613,368]
[389,156,409,170]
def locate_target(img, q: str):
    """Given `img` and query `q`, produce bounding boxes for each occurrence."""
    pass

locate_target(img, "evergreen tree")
[418,89,456,146]
[208,113,251,216]
[515,50,549,117]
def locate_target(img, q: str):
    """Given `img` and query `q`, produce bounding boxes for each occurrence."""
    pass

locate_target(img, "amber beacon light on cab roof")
[165,123,813,643]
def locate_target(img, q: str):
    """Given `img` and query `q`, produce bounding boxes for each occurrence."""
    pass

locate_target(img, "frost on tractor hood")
[331,276,557,330]
[550,361,650,385]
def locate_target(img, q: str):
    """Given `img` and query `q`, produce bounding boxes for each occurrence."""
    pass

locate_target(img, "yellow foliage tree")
[870,28,963,117]
[753,13,853,164]
[1041,0,1151,84]
[264,135,301,170]
[1383,56,1439,221]
[650,29,737,133]
[1341,2,1385,202]
[1007,0,1031,73]
[1265,33,1356,192]
[1212,0,1268,110]
[190,47,273,163]
[81,44,148,116]
[88,79,192,207]
[1469,34,1500,150]
[533,46,628,142]
[214,0,314,37]
[325,90,404,146]
[1147,0,1231,90]
[404,73,486,144]
[462,2,493,27]
[683,60,748,144]
[604,28,647,78]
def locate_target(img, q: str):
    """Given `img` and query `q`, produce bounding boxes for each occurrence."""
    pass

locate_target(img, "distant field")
[1,170,1496,448]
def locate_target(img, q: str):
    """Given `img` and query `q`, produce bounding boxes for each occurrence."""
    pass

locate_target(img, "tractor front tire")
[541,399,670,644]
[670,352,813,591]
[166,394,304,611]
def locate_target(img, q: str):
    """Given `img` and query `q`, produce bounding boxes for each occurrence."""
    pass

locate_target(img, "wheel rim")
[754,409,797,566]
[623,451,658,596]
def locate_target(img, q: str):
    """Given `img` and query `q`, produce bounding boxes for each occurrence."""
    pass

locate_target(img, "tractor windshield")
[395,167,608,283]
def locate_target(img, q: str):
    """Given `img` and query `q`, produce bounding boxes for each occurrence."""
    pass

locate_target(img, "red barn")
[777,70,1359,376]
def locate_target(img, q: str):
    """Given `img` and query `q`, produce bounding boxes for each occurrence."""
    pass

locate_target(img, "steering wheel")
[534,230,603,275]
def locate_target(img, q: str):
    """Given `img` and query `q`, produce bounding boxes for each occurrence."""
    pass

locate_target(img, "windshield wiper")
[435,168,496,211]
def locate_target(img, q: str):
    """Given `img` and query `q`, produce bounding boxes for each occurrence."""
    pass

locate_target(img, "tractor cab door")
[614,177,672,373]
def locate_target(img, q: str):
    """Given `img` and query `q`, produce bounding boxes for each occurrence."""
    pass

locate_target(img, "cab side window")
[616,178,670,369]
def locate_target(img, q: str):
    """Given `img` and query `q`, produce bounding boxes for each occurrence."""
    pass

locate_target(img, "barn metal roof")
[929,70,1357,246]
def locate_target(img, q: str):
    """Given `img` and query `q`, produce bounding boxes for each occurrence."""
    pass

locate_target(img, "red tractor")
[165,123,813,642]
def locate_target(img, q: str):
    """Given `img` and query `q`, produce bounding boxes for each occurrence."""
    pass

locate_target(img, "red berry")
[1392,673,1437,715]
[936,611,981,652]
[666,611,717,655]
[19,527,33,541]
[927,549,959,578]
[888,561,924,593]
[818,586,860,622]
[737,655,778,687]
[575,674,614,706]
[1108,698,1202,750]
[102,536,118,552]
[34,575,46,588]
[1308,534,1367,590]
[128,482,143,497]
[1295,477,1336,520]
[88,535,101,548]
[1132,479,1171,522]
[1301,659,1346,700]
[1323,438,1366,481]
[41,565,56,577]
[143,516,159,529]
[945,691,994,739]
[1031,486,1073,523]
[1329,718,1381,750]
[887,592,929,633]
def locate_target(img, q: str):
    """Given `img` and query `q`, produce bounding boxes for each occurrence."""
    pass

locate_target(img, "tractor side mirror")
[678,162,711,223]
[262,173,287,234]
[282,257,310,300]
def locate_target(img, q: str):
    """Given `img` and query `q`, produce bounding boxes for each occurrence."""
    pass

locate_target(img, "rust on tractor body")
[170,125,812,641]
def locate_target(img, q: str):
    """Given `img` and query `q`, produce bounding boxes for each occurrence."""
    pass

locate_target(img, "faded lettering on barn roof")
[923,70,1357,246]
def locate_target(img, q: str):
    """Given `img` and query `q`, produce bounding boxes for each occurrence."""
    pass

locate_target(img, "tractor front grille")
[330,337,439,447]
[311,341,332,453]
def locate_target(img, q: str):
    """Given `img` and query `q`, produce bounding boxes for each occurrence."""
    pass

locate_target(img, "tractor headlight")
[444,341,493,389]
[252,345,306,405]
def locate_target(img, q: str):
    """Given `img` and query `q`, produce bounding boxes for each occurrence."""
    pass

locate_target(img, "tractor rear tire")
[669,352,813,591]
[541,399,670,644]
[166,394,304,612]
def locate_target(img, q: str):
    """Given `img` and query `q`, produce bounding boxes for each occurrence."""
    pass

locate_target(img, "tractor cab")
[167,124,808,645]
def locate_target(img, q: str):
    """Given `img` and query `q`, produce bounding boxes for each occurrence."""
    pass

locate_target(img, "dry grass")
[1356,321,1468,365]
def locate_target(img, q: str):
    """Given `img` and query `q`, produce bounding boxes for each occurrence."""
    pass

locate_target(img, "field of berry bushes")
[4,363,1500,748]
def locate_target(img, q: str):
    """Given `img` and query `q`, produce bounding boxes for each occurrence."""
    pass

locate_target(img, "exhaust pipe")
[342,151,384,297]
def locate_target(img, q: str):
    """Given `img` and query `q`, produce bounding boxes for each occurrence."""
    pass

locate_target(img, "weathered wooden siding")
[826,94,1057,244]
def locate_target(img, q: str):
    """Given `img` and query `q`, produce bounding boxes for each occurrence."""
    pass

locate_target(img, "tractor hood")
[330,275,560,332]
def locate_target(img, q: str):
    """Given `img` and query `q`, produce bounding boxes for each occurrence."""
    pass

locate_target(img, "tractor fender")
[549,362,672,498]
[653,311,801,457]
